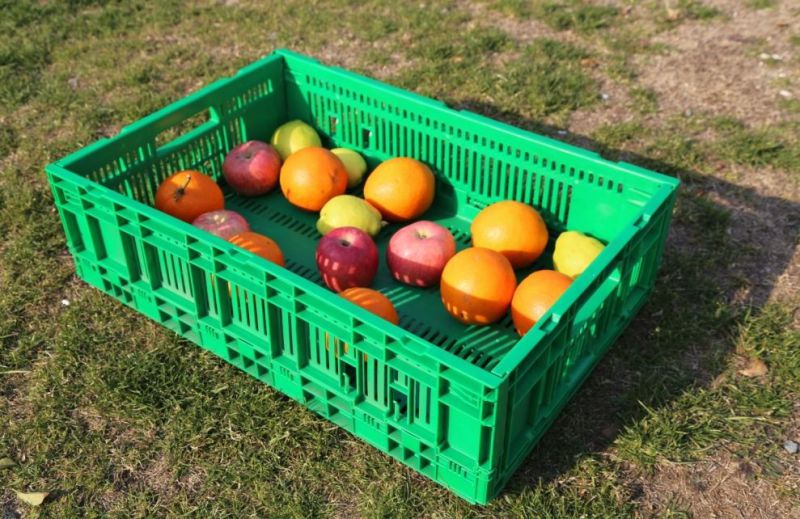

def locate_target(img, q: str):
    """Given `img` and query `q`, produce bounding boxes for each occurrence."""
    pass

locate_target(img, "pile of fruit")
[153,120,606,336]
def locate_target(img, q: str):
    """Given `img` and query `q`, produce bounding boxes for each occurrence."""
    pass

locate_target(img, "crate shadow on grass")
[452,100,800,499]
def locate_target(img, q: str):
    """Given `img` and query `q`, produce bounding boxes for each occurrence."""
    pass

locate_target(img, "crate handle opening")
[152,106,219,151]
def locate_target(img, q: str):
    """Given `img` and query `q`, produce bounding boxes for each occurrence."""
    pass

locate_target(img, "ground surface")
[1,0,799,517]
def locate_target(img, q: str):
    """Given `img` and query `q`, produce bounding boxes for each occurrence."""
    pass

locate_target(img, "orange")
[363,157,435,222]
[471,200,549,269]
[154,170,224,223]
[440,247,516,325]
[279,147,348,211]
[331,288,399,356]
[511,270,572,335]
[229,231,285,266]
[340,287,399,325]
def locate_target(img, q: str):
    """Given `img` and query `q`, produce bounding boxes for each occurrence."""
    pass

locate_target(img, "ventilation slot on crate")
[446,226,471,246]
[413,381,433,424]
[363,357,388,408]
[342,362,356,392]
[88,161,123,187]
[448,460,468,478]
[234,196,270,215]
[362,413,376,428]
[391,388,408,418]
[401,317,457,352]
[380,285,422,307]
[308,325,339,378]
[274,307,296,357]
[285,259,321,284]
[231,287,268,336]
[267,211,317,239]
[445,318,519,371]
[157,249,194,300]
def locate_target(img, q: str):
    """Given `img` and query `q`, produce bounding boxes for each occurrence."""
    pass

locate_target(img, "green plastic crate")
[45,49,678,503]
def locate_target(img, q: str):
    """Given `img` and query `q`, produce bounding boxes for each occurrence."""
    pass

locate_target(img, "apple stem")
[174,173,192,202]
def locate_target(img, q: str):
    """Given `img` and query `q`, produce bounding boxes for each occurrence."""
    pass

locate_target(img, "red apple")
[193,210,250,240]
[387,221,456,287]
[316,227,378,292]
[222,140,281,196]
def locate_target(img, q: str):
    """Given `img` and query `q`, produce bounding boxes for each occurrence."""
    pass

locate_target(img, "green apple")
[331,148,368,188]
[316,195,384,237]
[270,120,321,160]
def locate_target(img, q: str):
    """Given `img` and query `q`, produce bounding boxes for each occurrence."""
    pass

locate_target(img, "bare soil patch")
[636,454,800,518]
[637,1,800,126]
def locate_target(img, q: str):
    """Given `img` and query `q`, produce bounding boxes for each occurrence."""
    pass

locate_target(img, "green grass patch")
[532,1,619,33]
[717,129,785,166]
[710,115,747,133]
[616,304,799,467]
[597,114,800,179]
[675,0,721,20]
[492,0,620,33]
[606,54,639,82]
[592,121,649,150]
[396,35,597,120]
[408,25,509,62]
[653,0,722,28]
[501,39,598,117]
[392,25,511,104]
[745,0,776,9]
[0,122,18,157]
[736,305,800,384]
[492,0,537,18]
[645,133,708,176]
[779,97,800,114]
[630,86,659,114]
[713,123,800,174]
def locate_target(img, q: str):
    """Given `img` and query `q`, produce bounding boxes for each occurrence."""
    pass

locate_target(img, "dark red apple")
[316,227,378,292]
[387,220,456,287]
[222,140,281,196]
[193,210,250,240]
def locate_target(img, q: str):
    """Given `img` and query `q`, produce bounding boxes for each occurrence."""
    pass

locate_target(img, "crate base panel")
[48,49,679,504]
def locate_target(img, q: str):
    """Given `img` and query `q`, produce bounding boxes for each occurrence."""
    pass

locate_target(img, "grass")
[745,0,776,9]
[779,97,800,114]
[713,122,800,175]
[593,114,800,181]
[533,1,619,33]
[616,304,799,467]
[651,0,722,28]
[672,0,721,21]
[395,35,597,121]
[629,86,659,114]
[493,0,619,33]
[500,39,598,117]
[2,0,800,517]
